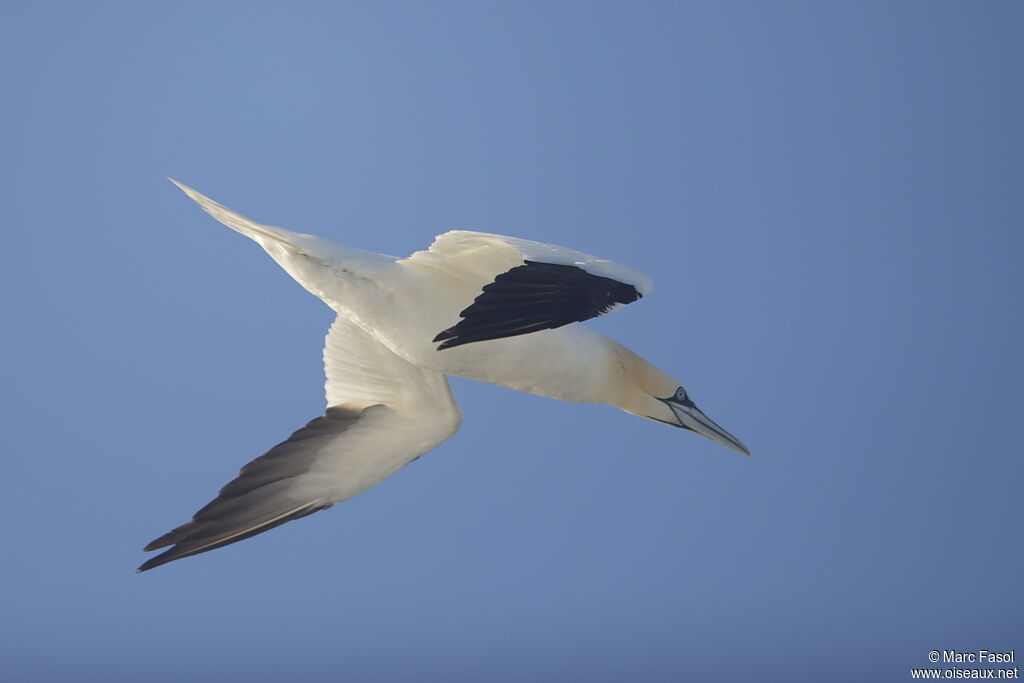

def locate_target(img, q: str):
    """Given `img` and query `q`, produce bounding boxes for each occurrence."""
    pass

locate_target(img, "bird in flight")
[138,181,749,572]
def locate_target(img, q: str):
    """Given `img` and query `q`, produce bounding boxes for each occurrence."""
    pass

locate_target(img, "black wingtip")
[143,524,189,553]
[137,502,333,572]
[136,554,170,573]
[137,534,202,572]
[430,260,642,350]
[433,327,461,349]
[435,338,461,351]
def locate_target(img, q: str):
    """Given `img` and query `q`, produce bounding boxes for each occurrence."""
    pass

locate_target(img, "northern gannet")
[138,181,749,572]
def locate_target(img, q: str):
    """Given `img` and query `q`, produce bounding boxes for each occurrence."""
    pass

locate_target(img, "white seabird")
[138,180,749,572]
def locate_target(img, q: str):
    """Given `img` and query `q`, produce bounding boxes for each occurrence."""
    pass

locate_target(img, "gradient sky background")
[2,2,1021,681]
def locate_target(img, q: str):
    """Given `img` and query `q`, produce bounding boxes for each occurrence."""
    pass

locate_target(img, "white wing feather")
[403,230,653,297]
[139,316,460,571]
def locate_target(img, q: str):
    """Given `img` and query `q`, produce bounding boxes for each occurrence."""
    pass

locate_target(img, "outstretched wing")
[402,231,652,350]
[139,317,461,572]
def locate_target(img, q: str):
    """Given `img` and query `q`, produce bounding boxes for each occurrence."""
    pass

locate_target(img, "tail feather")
[168,178,309,253]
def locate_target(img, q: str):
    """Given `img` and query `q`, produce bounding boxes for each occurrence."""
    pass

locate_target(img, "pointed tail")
[169,178,310,254]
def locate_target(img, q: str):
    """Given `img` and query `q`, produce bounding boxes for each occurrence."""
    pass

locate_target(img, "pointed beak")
[660,396,750,456]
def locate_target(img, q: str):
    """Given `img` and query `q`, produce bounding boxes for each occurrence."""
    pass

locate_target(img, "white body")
[138,181,745,572]
[188,184,651,404]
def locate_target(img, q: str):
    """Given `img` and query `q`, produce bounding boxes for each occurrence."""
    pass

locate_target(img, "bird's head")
[606,340,750,456]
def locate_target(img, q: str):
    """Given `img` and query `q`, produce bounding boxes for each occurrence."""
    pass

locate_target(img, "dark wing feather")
[433,260,642,350]
[137,407,363,572]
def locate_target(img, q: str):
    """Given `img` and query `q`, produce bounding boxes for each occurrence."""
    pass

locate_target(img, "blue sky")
[2,2,1020,681]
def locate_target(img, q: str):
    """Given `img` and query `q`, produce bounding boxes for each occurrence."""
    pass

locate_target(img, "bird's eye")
[675,387,688,401]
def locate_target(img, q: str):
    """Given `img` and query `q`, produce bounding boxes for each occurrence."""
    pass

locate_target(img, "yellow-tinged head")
[603,340,750,456]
